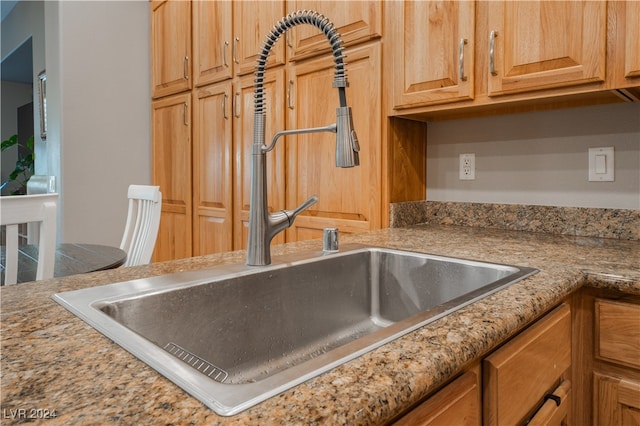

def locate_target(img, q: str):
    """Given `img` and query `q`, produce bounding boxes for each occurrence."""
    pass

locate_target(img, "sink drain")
[164,342,228,383]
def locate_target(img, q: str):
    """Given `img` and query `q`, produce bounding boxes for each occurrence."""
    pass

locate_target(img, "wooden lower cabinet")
[394,303,572,426]
[592,297,640,426]
[594,373,640,426]
[394,368,481,426]
[483,303,572,426]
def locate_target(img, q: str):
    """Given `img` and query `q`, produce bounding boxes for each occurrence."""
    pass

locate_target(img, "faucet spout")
[246,10,359,266]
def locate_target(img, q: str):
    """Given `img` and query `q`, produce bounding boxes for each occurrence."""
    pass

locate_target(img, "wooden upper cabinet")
[286,43,382,241]
[192,0,233,86]
[151,0,192,98]
[151,93,192,261]
[623,2,640,80]
[487,1,607,96]
[192,82,233,256]
[608,1,640,90]
[233,1,286,76]
[390,1,475,109]
[287,1,382,60]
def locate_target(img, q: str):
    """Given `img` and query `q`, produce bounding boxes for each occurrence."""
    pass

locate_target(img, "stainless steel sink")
[52,244,537,416]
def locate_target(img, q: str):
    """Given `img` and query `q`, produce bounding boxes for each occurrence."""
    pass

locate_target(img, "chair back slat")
[119,185,161,267]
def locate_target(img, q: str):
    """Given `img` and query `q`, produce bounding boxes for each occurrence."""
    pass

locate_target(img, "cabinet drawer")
[394,370,480,426]
[595,299,640,369]
[484,304,571,426]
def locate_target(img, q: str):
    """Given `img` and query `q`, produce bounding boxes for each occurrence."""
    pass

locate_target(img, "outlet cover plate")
[460,153,475,180]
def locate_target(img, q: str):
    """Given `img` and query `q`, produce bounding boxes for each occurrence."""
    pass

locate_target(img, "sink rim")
[51,244,538,416]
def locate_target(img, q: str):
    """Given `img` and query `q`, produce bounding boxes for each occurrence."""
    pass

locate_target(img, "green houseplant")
[1,134,35,195]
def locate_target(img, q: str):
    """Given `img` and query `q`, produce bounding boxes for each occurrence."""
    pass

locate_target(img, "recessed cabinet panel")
[192,0,233,86]
[193,82,233,255]
[624,2,640,79]
[487,1,606,96]
[287,1,382,60]
[233,70,286,250]
[151,0,191,98]
[286,43,381,240]
[391,1,475,109]
[595,299,640,369]
[233,1,286,76]
[151,93,192,261]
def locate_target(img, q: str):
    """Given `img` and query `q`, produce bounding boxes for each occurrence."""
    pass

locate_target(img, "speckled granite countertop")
[2,224,639,425]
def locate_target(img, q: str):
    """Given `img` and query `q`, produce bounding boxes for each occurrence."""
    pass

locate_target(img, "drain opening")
[164,342,228,383]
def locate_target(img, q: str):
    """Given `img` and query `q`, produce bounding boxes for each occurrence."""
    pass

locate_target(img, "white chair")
[119,185,162,267]
[1,193,58,285]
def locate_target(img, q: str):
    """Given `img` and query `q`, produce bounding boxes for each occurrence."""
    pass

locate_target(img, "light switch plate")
[588,147,614,182]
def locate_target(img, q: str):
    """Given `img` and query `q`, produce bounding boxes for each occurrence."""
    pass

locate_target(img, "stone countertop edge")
[1,224,639,425]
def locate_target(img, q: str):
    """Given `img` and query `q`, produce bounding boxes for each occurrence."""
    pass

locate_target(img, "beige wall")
[426,102,640,209]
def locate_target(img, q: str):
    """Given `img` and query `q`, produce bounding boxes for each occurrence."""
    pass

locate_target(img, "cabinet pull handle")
[183,56,189,80]
[222,94,228,119]
[223,41,229,67]
[287,80,294,109]
[489,30,498,76]
[233,37,240,64]
[459,38,468,81]
[234,92,240,118]
[183,102,189,126]
[286,31,293,48]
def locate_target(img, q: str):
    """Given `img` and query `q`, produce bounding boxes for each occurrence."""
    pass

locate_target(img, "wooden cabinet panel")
[151,0,191,98]
[233,1,286,76]
[192,0,233,86]
[394,370,480,426]
[594,373,640,426]
[192,82,233,255]
[233,70,286,250]
[287,1,382,60]
[623,2,640,80]
[390,1,475,109]
[152,93,192,261]
[595,299,640,369]
[487,1,606,96]
[286,42,381,240]
[484,303,571,426]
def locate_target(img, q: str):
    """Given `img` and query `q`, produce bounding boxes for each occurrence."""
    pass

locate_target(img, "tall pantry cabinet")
[150,0,385,261]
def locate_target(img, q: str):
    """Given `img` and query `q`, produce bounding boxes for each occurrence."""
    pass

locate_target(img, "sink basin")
[52,244,537,416]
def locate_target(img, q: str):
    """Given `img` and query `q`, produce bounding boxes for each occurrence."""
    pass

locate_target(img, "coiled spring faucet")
[247,10,360,266]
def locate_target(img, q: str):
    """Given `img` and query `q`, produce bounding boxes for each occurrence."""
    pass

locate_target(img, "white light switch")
[588,147,614,182]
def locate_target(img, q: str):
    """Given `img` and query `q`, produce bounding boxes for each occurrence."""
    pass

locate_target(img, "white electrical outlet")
[459,153,475,180]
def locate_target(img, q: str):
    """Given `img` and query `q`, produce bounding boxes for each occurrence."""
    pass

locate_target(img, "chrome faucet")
[247,10,360,266]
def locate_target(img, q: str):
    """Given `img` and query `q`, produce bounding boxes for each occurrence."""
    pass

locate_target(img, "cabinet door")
[233,1,286,76]
[487,1,606,96]
[390,1,475,109]
[287,1,382,60]
[595,299,640,369]
[394,370,480,426]
[192,82,233,255]
[286,42,381,242]
[151,0,191,98]
[483,304,571,426]
[233,70,286,250]
[152,93,192,261]
[192,0,233,86]
[623,2,640,80]
[594,373,640,426]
